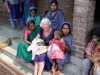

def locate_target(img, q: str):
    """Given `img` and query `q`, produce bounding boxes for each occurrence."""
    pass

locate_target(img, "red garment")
[48,39,65,59]
[25,30,31,37]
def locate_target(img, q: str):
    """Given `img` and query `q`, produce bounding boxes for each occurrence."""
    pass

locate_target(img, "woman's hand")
[61,38,69,52]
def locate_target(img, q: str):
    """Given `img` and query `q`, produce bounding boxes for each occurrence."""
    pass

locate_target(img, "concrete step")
[0,59,26,75]
[0,53,32,75]
[0,47,50,75]
[0,47,34,75]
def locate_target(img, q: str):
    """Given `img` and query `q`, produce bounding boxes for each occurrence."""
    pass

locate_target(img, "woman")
[61,22,73,64]
[4,0,23,29]
[39,18,54,72]
[16,20,40,62]
[27,6,41,27]
[46,0,64,31]
[22,0,37,25]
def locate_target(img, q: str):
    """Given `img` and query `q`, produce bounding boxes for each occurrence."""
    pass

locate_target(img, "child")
[28,34,47,75]
[82,35,98,75]
[48,31,65,75]
[92,40,100,75]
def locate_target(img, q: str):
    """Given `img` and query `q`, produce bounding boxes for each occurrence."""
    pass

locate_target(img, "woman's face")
[50,3,57,12]
[31,10,36,17]
[62,24,70,35]
[29,23,35,31]
[42,24,50,32]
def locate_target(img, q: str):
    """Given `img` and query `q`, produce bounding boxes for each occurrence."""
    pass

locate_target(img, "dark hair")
[61,22,72,36]
[26,20,35,29]
[30,7,37,13]
[86,27,100,44]
[50,0,58,6]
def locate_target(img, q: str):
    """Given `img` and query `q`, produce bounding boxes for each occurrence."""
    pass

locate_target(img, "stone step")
[0,47,34,71]
[0,47,50,75]
[0,53,32,75]
[0,50,51,75]
[0,46,82,75]
[0,59,25,75]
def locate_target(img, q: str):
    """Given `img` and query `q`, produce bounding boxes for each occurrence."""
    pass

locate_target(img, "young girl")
[28,34,47,75]
[82,35,98,75]
[92,40,100,75]
[48,31,65,75]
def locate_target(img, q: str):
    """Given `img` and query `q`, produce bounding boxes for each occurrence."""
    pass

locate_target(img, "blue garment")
[82,58,92,75]
[22,0,30,24]
[29,0,37,7]
[46,9,64,31]
[7,0,18,4]
[22,0,37,25]
[6,0,23,28]
[64,34,73,50]
[64,34,73,64]
[39,30,54,71]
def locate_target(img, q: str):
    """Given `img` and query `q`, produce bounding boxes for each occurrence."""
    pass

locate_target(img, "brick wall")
[72,0,96,58]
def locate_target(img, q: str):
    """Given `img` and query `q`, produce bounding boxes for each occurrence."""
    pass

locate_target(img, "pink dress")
[48,39,65,60]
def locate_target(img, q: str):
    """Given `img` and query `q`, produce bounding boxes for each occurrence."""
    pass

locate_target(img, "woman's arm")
[61,38,69,52]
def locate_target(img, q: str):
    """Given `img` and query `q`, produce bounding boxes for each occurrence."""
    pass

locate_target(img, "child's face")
[31,10,36,17]
[29,23,35,31]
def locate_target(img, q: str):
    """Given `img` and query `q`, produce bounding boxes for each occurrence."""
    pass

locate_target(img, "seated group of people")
[16,0,73,75]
